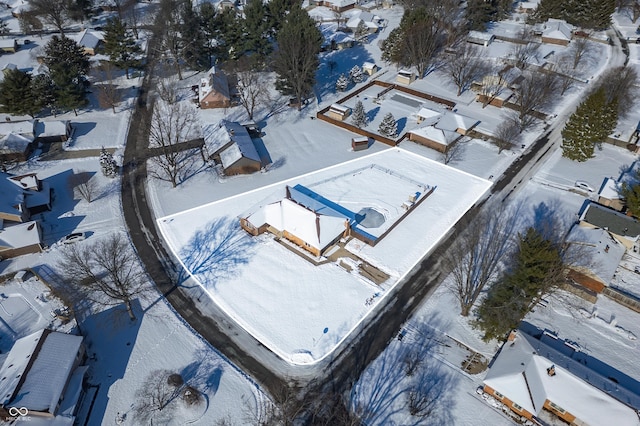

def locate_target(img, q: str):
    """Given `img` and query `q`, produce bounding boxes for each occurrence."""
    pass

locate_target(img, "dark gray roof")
[581,202,640,237]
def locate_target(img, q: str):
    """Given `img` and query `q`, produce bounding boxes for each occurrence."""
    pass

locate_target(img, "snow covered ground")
[157,149,491,363]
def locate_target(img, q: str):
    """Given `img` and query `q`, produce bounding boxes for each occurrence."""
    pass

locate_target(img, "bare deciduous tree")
[96,62,123,114]
[440,138,465,165]
[443,202,522,316]
[30,0,69,35]
[569,35,593,69]
[444,43,487,96]
[404,16,441,78]
[511,71,558,132]
[550,56,577,95]
[510,42,540,70]
[492,114,521,153]
[148,101,198,188]
[60,233,148,321]
[600,66,639,119]
[479,63,516,108]
[68,170,97,202]
[135,369,181,424]
[226,58,269,120]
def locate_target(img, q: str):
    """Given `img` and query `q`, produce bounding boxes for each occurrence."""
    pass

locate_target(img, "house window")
[549,402,566,414]
[512,403,523,412]
[494,391,504,400]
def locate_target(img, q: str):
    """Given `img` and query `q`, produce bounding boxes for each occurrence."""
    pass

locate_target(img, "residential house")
[320,24,355,51]
[0,120,36,163]
[346,11,381,34]
[0,220,44,258]
[35,120,73,143]
[74,29,104,55]
[199,67,231,109]
[203,120,263,175]
[0,39,18,53]
[1,63,17,75]
[240,184,355,257]
[597,177,625,212]
[565,226,626,293]
[467,31,495,47]
[0,172,52,223]
[408,110,479,153]
[0,329,88,422]
[517,1,538,13]
[311,0,356,12]
[541,19,573,46]
[483,330,640,425]
[579,202,640,250]
[474,65,523,107]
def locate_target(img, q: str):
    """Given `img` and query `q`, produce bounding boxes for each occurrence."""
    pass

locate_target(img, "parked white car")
[575,181,595,192]
[63,232,86,244]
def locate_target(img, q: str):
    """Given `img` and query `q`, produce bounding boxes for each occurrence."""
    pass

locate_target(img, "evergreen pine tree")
[351,100,367,128]
[336,74,349,92]
[561,87,615,161]
[100,147,118,177]
[0,69,41,117]
[354,20,369,43]
[44,36,89,115]
[51,66,87,116]
[180,4,210,71]
[349,65,364,84]
[378,112,398,138]
[620,170,640,218]
[31,74,56,116]
[243,0,272,58]
[272,5,322,108]
[475,227,563,341]
[103,17,141,79]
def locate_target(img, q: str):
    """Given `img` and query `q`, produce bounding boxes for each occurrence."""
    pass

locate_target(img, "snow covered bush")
[336,74,349,92]
[378,112,398,138]
[349,65,365,84]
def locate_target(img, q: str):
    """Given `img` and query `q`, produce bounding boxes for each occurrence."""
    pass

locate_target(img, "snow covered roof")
[246,198,347,252]
[346,11,381,30]
[542,19,573,41]
[362,62,377,71]
[436,111,479,133]
[1,63,17,71]
[74,29,104,50]
[199,66,230,103]
[416,108,442,126]
[410,126,460,146]
[566,226,626,285]
[0,220,42,251]
[0,40,17,49]
[35,120,70,138]
[8,173,39,191]
[204,120,260,168]
[598,177,622,200]
[484,331,640,425]
[467,31,495,41]
[580,202,640,238]
[0,120,35,138]
[322,0,356,7]
[0,133,32,154]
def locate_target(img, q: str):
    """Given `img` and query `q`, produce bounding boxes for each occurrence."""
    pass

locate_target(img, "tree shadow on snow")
[177,216,256,289]
[350,316,458,425]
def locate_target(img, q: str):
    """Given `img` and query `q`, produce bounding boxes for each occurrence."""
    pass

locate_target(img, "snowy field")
[157,148,491,363]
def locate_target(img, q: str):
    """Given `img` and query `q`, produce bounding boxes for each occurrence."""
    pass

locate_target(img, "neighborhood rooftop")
[581,202,640,238]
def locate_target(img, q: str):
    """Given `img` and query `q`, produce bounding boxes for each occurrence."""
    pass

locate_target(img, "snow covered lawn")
[157,148,491,364]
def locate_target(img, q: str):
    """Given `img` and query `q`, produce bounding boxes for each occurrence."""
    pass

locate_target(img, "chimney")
[547,365,556,377]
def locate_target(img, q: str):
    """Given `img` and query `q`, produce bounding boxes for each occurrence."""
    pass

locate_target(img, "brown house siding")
[0,243,43,259]
[282,230,322,257]
[223,157,261,176]
[567,269,606,293]
[541,37,570,46]
[543,400,576,423]
[483,385,535,421]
